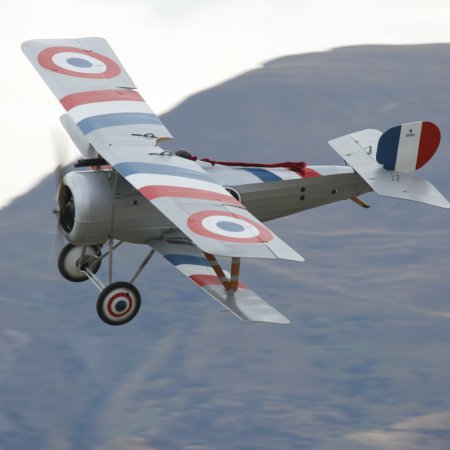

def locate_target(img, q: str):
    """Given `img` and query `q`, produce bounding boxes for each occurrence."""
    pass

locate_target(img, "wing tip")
[276,317,290,325]
[245,317,290,325]
[21,40,33,53]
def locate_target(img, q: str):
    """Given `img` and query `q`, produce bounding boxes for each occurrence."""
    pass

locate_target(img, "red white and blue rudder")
[376,121,441,173]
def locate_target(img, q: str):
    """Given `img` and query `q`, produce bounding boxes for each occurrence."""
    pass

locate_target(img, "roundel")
[38,46,121,79]
[187,210,273,243]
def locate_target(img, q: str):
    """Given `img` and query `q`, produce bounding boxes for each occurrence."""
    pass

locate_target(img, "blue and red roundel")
[376,121,441,173]
[187,210,273,243]
[38,46,121,79]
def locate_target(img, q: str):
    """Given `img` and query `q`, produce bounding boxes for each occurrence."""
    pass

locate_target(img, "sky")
[1,0,450,209]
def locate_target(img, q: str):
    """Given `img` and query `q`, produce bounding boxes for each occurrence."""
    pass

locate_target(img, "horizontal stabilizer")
[329,128,450,208]
[149,237,290,324]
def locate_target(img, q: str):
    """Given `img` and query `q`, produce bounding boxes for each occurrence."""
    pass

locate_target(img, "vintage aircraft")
[22,38,450,326]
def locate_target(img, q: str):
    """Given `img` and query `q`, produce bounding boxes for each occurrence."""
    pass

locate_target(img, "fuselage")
[59,163,371,246]
[203,163,370,222]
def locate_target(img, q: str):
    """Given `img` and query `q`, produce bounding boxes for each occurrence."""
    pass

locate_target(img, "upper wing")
[60,113,96,159]
[22,37,303,261]
[22,37,172,141]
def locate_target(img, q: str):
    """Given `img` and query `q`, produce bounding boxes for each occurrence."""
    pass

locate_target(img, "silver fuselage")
[60,164,370,246]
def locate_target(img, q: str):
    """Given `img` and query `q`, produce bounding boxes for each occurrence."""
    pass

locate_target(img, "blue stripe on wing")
[115,162,215,183]
[164,254,210,267]
[77,112,163,134]
[243,168,282,182]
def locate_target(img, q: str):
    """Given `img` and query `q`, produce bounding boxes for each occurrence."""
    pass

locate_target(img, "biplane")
[22,38,450,326]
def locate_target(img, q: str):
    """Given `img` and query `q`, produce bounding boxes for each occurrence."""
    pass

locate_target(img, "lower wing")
[149,236,290,324]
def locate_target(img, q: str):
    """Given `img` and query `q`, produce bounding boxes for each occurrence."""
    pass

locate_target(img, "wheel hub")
[114,299,128,312]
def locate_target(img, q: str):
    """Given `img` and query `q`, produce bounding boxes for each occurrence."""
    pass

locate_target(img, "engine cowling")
[57,170,171,245]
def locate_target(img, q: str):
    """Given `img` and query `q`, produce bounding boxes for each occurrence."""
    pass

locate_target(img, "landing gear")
[96,281,141,326]
[58,243,101,282]
[58,239,155,326]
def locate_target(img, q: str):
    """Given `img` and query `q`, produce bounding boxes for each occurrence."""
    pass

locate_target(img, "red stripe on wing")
[138,185,242,206]
[60,89,144,110]
[189,274,247,289]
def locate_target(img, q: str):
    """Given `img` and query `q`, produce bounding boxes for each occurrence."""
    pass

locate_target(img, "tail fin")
[376,121,440,173]
[328,122,450,209]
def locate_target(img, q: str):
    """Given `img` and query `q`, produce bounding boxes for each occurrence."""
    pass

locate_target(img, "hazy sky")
[2,0,450,209]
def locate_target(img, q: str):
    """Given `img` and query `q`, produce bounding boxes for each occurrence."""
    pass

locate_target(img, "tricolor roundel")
[38,46,121,79]
[187,210,273,243]
[376,121,441,173]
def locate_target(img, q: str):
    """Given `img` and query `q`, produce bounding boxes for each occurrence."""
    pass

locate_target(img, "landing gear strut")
[57,239,155,326]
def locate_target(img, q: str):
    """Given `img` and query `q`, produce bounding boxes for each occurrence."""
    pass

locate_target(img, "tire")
[58,243,101,282]
[96,282,141,326]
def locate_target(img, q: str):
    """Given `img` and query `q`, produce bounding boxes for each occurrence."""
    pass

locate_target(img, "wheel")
[96,282,141,326]
[58,243,101,282]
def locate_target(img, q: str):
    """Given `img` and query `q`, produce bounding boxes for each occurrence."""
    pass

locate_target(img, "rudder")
[376,121,441,173]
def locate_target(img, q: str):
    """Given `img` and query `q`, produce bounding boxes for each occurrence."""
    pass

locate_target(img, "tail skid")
[329,123,450,209]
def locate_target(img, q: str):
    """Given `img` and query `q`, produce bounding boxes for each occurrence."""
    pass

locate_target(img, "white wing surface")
[149,237,290,324]
[22,38,303,261]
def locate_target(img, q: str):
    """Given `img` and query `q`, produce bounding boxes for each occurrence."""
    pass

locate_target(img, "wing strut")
[204,253,241,293]
[230,257,241,292]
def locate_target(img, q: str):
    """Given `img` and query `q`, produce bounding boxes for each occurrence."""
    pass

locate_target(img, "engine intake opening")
[59,185,75,233]
[225,187,241,202]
